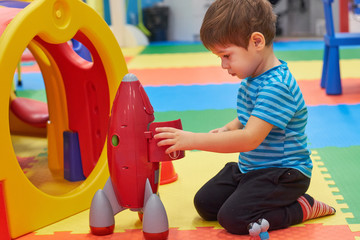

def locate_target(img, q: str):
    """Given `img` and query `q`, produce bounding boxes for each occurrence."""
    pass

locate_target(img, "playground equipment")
[0,0,127,238]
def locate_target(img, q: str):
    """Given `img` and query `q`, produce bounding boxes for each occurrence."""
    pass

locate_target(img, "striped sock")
[297,194,336,221]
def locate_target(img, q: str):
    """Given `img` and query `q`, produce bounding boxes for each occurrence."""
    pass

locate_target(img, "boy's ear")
[250,32,265,49]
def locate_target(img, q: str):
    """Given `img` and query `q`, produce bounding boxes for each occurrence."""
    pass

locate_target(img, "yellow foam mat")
[127,52,221,69]
[33,151,346,235]
[121,46,146,57]
[12,135,82,196]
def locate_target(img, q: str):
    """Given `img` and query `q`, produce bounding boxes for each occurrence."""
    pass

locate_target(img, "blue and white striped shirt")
[237,60,312,178]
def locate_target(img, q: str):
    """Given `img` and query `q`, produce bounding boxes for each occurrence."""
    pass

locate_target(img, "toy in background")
[350,0,360,15]
[135,0,151,37]
[85,0,149,47]
[248,218,270,240]
[90,73,184,240]
[143,3,169,42]
[71,39,92,61]
[321,0,360,95]
[0,0,128,238]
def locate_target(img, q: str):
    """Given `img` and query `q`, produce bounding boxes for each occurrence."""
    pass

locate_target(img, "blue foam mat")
[307,104,360,148]
[14,73,45,90]
[145,84,238,112]
[146,85,360,149]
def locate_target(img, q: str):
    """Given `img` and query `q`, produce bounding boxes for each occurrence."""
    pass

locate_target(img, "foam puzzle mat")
[11,39,360,240]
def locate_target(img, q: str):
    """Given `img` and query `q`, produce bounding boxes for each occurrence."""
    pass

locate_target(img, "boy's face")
[211,43,261,79]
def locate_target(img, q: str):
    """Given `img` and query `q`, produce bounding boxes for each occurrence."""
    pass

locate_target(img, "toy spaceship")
[89,73,184,240]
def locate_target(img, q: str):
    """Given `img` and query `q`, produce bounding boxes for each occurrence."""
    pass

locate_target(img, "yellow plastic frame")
[0,0,128,238]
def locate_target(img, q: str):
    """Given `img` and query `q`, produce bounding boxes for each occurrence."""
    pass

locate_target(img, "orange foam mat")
[19,64,40,73]
[129,65,360,91]
[17,224,360,240]
[300,78,360,106]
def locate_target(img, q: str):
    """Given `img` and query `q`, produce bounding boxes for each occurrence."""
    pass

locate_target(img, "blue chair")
[321,0,360,95]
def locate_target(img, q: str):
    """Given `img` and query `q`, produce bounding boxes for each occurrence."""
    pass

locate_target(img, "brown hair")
[200,0,277,50]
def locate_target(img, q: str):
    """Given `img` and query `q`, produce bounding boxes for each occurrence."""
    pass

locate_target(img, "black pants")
[193,162,311,234]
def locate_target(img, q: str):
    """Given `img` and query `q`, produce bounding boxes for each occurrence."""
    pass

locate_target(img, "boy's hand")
[154,127,193,154]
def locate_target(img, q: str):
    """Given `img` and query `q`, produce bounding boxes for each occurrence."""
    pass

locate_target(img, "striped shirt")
[237,60,312,178]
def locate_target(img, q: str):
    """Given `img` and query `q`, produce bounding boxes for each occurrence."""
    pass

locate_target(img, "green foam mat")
[140,44,208,54]
[276,48,360,61]
[140,44,360,62]
[155,109,236,133]
[15,90,47,103]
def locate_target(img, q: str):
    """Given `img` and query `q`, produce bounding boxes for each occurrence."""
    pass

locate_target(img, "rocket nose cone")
[122,73,139,82]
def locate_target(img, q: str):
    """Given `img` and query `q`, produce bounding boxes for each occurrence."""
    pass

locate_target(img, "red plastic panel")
[34,31,110,177]
[0,181,11,240]
[10,97,49,128]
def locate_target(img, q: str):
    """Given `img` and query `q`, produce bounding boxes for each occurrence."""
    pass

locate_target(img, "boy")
[154,0,335,235]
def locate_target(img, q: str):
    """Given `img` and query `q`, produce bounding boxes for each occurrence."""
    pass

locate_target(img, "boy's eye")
[223,55,230,58]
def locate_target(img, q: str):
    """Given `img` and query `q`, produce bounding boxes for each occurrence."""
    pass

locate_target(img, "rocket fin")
[143,178,154,207]
[103,177,125,214]
[142,194,169,240]
[89,189,115,235]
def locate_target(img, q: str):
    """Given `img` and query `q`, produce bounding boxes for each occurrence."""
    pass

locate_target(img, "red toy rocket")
[89,73,184,240]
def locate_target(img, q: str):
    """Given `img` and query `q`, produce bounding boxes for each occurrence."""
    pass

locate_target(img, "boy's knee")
[193,191,218,221]
[217,206,250,235]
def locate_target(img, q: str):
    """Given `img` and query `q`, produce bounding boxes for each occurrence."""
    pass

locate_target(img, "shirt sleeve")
[251,81,296,129]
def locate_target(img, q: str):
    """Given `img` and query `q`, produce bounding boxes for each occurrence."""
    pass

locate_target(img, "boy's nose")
[221,60,229,69]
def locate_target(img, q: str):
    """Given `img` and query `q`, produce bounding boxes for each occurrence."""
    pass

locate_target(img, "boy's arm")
[155,115,273,154]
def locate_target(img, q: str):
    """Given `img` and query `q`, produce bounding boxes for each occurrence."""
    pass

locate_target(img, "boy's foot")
[248,219,270,240]
[297,194,336,221]
[248,222,261,237]
[257,219,270,240]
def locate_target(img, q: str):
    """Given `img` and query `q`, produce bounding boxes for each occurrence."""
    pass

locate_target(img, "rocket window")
[111,134,119,147]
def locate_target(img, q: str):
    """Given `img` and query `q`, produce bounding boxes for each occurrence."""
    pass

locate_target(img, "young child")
[154,0,335,235]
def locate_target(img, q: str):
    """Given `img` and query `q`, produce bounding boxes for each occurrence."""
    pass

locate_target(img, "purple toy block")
[63,131,86,182]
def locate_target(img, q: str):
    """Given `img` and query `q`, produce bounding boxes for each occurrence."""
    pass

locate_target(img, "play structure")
[0,0,128,238]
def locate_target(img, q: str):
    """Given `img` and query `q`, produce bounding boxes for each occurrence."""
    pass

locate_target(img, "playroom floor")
[12,39,360,240]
